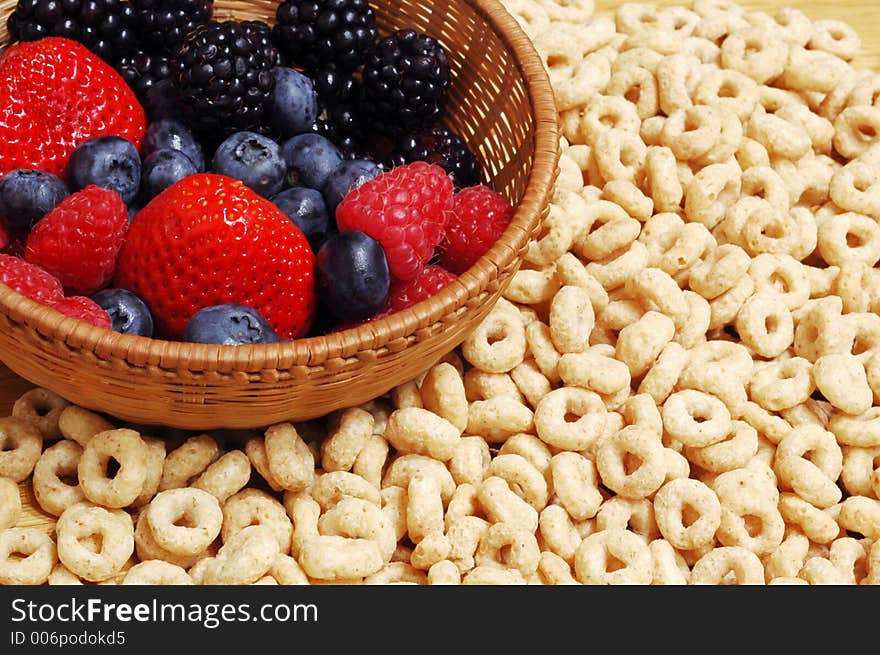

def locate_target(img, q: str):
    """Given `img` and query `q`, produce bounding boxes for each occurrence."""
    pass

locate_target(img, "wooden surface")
[5,0,880,539]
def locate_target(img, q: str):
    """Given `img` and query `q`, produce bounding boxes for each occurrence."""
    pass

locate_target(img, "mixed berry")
[0,0,514,346]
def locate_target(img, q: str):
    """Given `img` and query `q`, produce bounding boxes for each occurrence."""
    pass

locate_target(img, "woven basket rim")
[0,0,559,372]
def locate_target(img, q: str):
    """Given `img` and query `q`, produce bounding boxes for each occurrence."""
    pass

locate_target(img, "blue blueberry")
[142,119,205,172]
[271,67,319,138]
[322,159,381,216]
[212,131,287,198]
[183,303,280,346]
[271,187,333,252]
[142,79,184,123]
[316,230,390,324]
[67,136,142,205]
[281,133,344,191]
[0,169,70,230]
[90,288,154,337]
[141,149,197,203]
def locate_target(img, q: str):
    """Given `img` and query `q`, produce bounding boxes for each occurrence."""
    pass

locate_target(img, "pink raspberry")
[386,264,458,313]
[439,184,514,275]
[51,296,112,329]
[0,253,64,305]
[336,161,454,281]
[25,185,129,296]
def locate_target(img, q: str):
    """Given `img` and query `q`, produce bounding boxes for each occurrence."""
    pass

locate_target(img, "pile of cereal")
[2,0,880,585]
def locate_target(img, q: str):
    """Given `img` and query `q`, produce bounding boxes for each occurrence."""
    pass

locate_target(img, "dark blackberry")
[171,20,282,144]
[116,50,181,120]
[388,126,481,188]
[130,0,214,54]
[308,65,368,157]
[7,0,138,64]
[360,29,451,138]
[273,0,377,73]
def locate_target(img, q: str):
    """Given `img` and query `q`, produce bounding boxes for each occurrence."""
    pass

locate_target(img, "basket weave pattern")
[0,0,559,429]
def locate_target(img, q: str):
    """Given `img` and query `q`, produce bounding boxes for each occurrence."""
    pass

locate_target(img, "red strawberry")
[0,37,146,178]
[439,184,514,274]
[25,186,129,296]
[116,174,316,340]
[336,161,454,281]
[0,253,64,304]
[385,264,458,313]
[51,296,112,329]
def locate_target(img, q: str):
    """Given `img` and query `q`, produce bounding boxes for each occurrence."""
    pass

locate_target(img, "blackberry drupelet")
[360,29,451,138]
[7,0,138,64]
[273,0,378,73]
[171,20,282,144]
[388,126,481,188]
[130,0,214,54]
[116,50,173,100]
[309,65,369,158]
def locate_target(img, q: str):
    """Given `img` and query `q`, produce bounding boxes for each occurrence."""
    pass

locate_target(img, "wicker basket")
[0,0,559,430]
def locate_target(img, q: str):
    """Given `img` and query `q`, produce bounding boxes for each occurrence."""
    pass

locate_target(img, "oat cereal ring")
[601,180,653,223]
[499,0,550,39]
[693,8,750,46]
[537,552,580,585]
[76,428,147,508]
[189,450,250,504]
[12,388,70,439]
[559,350,631,395]
[689,546,764,585]
[662,390,732,448]
[56,502,133,582]
[475,522,540,578]
[830,161,880,219]
[0,477,21,531]
[477,476,539,533]
[586,240,650,292]
[650,539,690,585]
[539,0,603,29]
[735,292,794,359]
[840,445,880,497]
[0,527,57,585]
[684,420,758,474]
[206,525,281,585]
[781,47,850,94]
[57,406,115,448]
[244,436,284,492]
[614,311,676,379]
[656,53,701,116]
[688,244,750,301]
[427,559,461,585]
[382,454,455,502]
[661,105,723,162]
[446,514,489,572]
[833,106,880,159]
[626,267,690,329]
[638,341,689,404]
[123,560,193,585]
[829,407,880,448]
[596,425,666,499]
[817,211,880,267]
[461,304,527,373]
[813,353,873,416]
[47,562,82,585]
[574,528,653,585]
[539,504,583,563]
[838,496,880,539]
[221,488,292,555]
[405,473,445,544]
[606,64,658,120]
[548,285,595,354]
[263,422,315,492]
[0,416,42,483]
[534,387,606,451]
[720,27,787,84]
[319,497,390,556]
[526,203,583,267]
[652,478,721,551]
[32,439,85,517]
[595,498,659,543]
[775,425,843,509]
[144,487,223,557]
[467,396,534,443]
[510,359,552,410]
[579,94,642,145]
[448,436,491,488]
[134,510,201,569]
[808,19,861,61]
[763,529,810,581]
[301,534,383,581]
[462,566,526,585]
[747,253,810,311]
[487,453,548,511]
[592,128,647,185]
[352,434,389,490]
[319,409,374,474]
[128,436,166,508]
[645,146,686,211]
[778,493,841,545]
[159,434,220,492]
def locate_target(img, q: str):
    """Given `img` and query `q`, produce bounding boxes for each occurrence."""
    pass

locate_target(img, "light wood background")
[4,0,880,535]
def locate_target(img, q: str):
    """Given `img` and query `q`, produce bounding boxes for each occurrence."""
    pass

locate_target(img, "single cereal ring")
[475,522,540,578]
[159,434,220,491]
[833,106,880,159]
[56,502,134,582]
[77,428,148,508]
[191,449,250,504]
[130,437,167,508]
[0,477,21,530]
[47,562,82,585]
[486,453,548,511]
[12,388,70,439]
[534,387,607,451]
[595,497,659,543]
[735,292,794,359]
[775,424,843,509]
[0,416,43,483]
[122,560,193,585]
[385,407,461,461]
[653,478,721,550]
[689,546,764,584]
[205,525,281,585]
[539,504,584,564]
[57,405,115,447]
[299,535,383,581]
[574,528,653,585]
[134,511,201,569]
[264,422,315,492]
[662,390,732,448]
[477,476,539,533]
[146,487,223,557]
[221,488,292,553]
[32,439,86,517]
[0,527,57,585]
[596,425,666,499]
[683,420,758,474]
